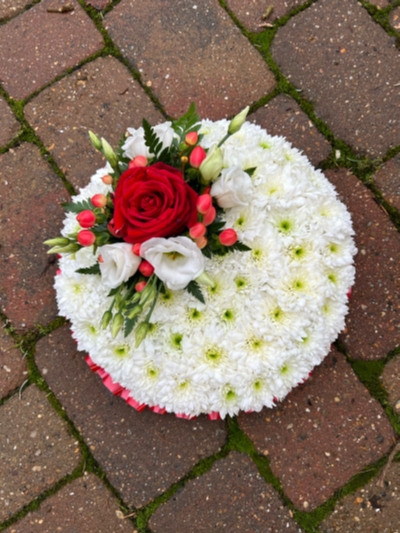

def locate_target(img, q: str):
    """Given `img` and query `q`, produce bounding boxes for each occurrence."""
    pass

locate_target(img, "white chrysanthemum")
[53,119,356,418]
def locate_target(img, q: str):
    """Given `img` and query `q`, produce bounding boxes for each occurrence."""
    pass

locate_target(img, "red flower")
[113,163,198,244]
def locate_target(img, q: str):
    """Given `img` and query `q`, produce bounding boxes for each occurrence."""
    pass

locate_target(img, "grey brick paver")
[0,144,69,330]
[25,56,163,190]
[150,452,303,533]
[272,0,400,157]
[0,0,103,100]
[0,386,81,522]
[2,473,133,533]
[238,349,394,510]
[35,325,227,508]
[104,0,275,119]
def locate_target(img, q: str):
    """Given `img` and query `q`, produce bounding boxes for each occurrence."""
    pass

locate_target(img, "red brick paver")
[272,0,400,157]
[25,56,163,191]
[251,95,332,165]
[85,0,110,10]
[390,7,400,31]
[0,144,69,330]
[0,97,20,146]
[227,0,306,31]
[3,473,133,533]
[0,329,26,399]
[320,461,400,533]
[374,154,400,212]
[35,325,227,508]
[0,0,31,22]
[0,385,81,522]
[238,349,394,510]
[326,169,400,360]
[104,0,275,119]
[381,355,400,412]
[0,0,103,100]
[150,452,303,533]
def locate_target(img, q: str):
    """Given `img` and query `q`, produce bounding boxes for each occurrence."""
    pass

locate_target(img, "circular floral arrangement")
[49,109,356,419]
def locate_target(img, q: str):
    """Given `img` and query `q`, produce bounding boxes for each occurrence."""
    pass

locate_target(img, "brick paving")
[251,95,332,166]
[0,97,20,146]
[271,0,400,158]
[0,1,399,532]
[104,0,275,119]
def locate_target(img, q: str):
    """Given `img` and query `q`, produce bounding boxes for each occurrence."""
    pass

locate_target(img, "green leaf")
[186,280,205,303]
[231,241,251,252]
[124,316,139,338]
[142,118,163,157]
[76,263,101,275]
[201,246,212,259]
[107,287,119,297]
[207,220,226,234]
[62,199,94,213]
[172,103,200,141]
[244,167,257,177]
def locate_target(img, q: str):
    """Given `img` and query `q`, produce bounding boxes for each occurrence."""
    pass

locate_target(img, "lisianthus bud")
[228,106,250,134]
[196,194,212,215]
[189,146,207,168]
[135,321,149,347]
[185,131,198,146]
[111,313,124,338]
[101,137,119,168]
[203,205,216,226]
[43,237,70,247]
[219,228,238,246]
[135,281,147,292]
[195,271,215,287]
[101,310,112,329]
[101,174,113,185]
[88,130,102,150]
[139,260,155,277]
[128,305,143,319]
[77,230,96,247]
[76,210,96,228]
[189,222,207,239]
[128,155,148,168]
[91,194,107,208]
[195,236,208,249]
[199,145,223,183]
[47,242,80,255]
[132,243,141,256]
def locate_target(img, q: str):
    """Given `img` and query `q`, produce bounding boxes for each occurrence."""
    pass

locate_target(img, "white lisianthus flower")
[210,166,253,208]
[122,122,175,159]
[140,236,205,291]
[99,243,142,289]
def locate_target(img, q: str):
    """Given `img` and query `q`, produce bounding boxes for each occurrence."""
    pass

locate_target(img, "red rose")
[113,162,198,244]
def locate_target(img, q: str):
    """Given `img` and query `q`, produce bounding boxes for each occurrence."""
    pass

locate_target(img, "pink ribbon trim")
[84,355,222,420]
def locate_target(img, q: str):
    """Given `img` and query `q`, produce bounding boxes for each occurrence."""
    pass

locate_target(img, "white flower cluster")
[55,121,356,418]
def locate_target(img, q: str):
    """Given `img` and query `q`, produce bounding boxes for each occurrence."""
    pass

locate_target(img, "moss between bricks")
[1,0,400,531]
